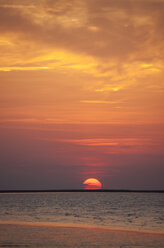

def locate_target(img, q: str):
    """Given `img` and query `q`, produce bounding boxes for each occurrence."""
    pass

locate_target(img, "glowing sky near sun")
[0,0,164,190]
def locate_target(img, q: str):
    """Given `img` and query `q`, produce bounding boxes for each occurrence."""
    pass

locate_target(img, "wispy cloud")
[0,66,49,72]
[80,100,120,104]
[36,137,164,155]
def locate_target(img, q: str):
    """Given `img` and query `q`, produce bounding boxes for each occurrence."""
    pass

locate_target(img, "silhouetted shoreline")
[0,189,163,193]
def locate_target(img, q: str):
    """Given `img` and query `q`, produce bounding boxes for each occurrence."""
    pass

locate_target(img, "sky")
[0,0,164,190]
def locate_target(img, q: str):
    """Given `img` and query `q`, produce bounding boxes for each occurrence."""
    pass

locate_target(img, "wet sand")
[0,222,164,247]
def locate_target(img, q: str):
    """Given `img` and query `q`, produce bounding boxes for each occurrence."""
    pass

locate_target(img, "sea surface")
[0,192,163,232]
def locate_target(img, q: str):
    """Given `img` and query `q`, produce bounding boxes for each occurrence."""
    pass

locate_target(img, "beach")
[0,222,164,248]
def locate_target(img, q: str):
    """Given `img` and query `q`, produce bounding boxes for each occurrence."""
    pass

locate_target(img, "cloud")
[0,0,163,60]
[35,136,164,155]
[0,0,164,125]
[80,100,120,104]
[0,0,163,87]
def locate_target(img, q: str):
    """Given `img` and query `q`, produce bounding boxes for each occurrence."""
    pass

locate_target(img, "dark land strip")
[0,189,163,193]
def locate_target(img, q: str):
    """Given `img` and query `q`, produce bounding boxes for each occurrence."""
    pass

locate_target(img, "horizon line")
[0,189,164,193]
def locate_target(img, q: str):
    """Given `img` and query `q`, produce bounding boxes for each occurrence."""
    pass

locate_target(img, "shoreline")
[1,222,164,247]
[0,221,163,235]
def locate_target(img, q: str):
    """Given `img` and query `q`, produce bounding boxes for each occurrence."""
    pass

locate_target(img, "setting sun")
[83,178,102,189]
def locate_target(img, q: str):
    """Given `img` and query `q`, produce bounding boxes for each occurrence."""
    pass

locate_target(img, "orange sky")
[0,0,164,189]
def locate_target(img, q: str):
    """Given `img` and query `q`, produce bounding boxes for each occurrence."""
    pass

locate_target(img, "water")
[0,192,164,232]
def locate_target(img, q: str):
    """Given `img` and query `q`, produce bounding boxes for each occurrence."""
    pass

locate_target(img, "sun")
[83,178,102,189]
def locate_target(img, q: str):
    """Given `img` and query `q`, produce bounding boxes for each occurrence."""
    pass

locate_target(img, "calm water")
[0,192,164,232]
